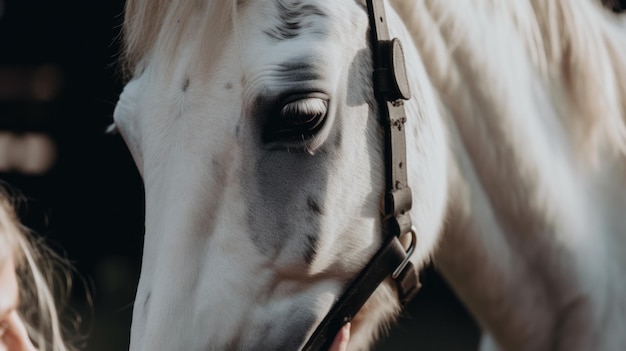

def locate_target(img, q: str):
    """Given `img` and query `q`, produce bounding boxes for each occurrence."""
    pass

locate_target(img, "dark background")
[1,1,622,350]
[0,1,143,349]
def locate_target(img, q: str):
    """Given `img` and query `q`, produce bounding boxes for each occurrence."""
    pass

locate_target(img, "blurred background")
[0,1,622,350]
[0,0,142,349]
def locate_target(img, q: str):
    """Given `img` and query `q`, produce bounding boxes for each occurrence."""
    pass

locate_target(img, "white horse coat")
[114,0,626,350]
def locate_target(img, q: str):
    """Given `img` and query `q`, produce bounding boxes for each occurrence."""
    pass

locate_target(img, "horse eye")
[280,98,327,125]
[263,97,328,143]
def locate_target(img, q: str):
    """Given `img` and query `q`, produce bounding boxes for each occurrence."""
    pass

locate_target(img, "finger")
[3,311,37,351]
[328,323,351,351]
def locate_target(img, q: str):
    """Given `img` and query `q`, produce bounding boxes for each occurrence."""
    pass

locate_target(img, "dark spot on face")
[333,129,343,148]
[182,78,190,92]
[306,196,323,215]
[225,82,233,90]
[304,233,318,264]
[211,156,220,170]
[143,292,151,314]
[245,142,330,258]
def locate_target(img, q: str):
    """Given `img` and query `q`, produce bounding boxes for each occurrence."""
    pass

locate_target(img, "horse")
[112,0,626,350]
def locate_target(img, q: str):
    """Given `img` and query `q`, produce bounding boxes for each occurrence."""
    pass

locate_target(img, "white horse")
[112,0,626,350]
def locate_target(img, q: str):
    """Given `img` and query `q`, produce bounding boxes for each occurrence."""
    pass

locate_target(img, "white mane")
[393,0,626,162]
[390,0,626,349]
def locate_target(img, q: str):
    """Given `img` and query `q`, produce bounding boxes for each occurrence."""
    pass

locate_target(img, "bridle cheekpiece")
[302,0,420,349]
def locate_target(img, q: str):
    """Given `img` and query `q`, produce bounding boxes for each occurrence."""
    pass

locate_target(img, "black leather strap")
[366,0,419,306]
[301,231,419,351]
[301,1,420,349]
[368,0,412,222]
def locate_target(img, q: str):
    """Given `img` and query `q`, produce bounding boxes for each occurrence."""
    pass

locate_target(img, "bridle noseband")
[302,0,420,349]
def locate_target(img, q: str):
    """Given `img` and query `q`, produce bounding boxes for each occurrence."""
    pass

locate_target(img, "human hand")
[0,311,37,351]
[328,323,351,351]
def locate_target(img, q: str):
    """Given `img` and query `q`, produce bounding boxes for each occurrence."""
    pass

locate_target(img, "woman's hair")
[0,185,75,351]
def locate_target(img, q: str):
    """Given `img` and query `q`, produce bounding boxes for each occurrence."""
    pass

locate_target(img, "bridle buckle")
[392,226,417,279]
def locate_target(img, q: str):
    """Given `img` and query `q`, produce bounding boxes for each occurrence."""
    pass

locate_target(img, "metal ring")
[391,226,417,279]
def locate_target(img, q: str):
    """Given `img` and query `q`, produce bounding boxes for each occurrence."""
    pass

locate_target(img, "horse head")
[114,0,448,349]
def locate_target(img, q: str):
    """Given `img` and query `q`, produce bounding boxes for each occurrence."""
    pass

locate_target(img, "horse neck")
[441,126,626,351]
[393,0,626,350]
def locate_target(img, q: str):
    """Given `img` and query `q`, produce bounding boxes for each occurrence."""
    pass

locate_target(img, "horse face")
[114,0,447,350]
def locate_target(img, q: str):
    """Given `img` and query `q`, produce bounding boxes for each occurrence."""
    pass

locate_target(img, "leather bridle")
[301,0,420,349]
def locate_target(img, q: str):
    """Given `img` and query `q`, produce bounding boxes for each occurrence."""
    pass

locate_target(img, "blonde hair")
[0,186,75,351]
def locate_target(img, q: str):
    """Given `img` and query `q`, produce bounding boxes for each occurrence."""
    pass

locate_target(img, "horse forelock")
[122,0,238,76]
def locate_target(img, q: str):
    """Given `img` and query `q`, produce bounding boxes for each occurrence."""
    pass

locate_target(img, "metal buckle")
[391,226,417,279]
